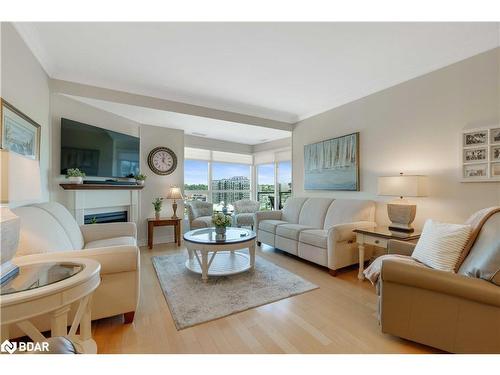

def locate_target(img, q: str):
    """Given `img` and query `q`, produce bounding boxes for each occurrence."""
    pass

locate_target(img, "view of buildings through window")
[184,150,291,213]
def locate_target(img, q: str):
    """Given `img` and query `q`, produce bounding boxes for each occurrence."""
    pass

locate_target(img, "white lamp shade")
[378,175,428,197]
[166,186,183,200]
[1,149,41,204]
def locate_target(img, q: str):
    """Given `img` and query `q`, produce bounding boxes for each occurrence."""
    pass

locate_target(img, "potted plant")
[66,168,86,184]
[135,173,147,186]
[212,212,231,236]
[152,197,163,219]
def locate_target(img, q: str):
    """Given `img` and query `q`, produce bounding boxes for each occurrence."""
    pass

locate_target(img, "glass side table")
[0,258,101,353]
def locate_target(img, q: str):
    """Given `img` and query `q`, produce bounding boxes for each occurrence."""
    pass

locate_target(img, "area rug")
[152,252,318,330]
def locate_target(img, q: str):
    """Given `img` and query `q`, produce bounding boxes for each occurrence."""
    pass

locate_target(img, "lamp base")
[387,202,416,233]
[171,201,178,219]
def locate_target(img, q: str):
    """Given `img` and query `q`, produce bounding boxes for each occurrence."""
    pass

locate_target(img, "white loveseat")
[255,197,376,274]
[9,202,140,337]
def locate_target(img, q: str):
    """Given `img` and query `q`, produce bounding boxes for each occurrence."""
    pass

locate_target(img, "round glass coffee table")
[183,227,256,282]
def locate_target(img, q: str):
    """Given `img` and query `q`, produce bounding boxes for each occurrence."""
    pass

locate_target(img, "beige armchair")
[233,199,260,229]
[10,202,140,338]
[379,208,500,353]
[186,200,213,229]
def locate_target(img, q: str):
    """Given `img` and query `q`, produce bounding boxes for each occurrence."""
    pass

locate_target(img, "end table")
[353,226,421,280]
[147,217,182,249]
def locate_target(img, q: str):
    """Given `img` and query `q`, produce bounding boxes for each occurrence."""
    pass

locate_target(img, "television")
[60,118,140,178]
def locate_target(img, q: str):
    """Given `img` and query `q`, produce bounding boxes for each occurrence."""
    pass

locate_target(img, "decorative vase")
[155,211,160,220]
[215,226,226,236]
[136,180,145,186]
[68,176,83,184]
[222,206,228,215]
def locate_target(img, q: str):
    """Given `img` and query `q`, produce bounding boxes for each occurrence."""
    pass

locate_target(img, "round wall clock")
[147,147,178,176]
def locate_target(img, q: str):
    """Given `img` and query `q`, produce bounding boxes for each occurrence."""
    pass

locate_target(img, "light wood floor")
[92,243,437,354]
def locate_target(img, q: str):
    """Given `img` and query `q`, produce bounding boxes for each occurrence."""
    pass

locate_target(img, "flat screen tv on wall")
[60,118,140,178]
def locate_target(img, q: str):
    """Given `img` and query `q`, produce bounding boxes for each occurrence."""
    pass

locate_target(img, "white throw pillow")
[412,219,472,272]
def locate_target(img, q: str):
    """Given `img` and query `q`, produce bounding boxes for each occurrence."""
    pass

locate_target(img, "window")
[278,161,292,209]
[184,159,209,202]
[257,163,275,210]
[212,162,251,211]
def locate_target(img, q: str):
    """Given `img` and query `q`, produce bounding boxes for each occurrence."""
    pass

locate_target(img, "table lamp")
[377,173,427,232]
[1,150,41,283]
[166,186,183,219]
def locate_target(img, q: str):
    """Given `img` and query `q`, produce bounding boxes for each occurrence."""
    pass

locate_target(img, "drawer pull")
[374,240,380,244]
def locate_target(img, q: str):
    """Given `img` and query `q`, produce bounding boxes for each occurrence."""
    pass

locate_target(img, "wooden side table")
[353,226,421,280]
[147,217,182,249]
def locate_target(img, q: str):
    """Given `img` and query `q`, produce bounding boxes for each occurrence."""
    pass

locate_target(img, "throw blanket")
[363,206,500,285]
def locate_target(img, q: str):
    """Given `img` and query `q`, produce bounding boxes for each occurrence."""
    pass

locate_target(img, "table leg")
[358,244,365,280]
[51,305,70,336]
[175,223,180,246]
[201,251,208,282]
[249,241,256,271]
[148,222,153,250]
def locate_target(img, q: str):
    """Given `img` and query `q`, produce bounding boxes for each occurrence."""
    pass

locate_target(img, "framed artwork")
[463,147,487,163]
[304,132,359,191]
[490,128,500,145]
[463,130,487,147]
[1,98,41,159]
[462,126,500,181]
[491,163,500,177]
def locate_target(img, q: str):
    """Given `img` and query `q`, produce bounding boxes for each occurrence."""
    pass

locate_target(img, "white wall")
[139,125,184,245]
[1,23,51,205]
[293,47,500,228]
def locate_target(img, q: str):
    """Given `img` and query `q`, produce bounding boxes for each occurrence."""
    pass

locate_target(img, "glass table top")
[184,227,256,244]
[1,262,83,296]
[353,226,421,240]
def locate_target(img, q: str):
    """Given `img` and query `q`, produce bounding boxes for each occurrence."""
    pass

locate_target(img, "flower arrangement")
[66,168,86,178]
[152,197,163,219]
[135,173,147,185]
[212,212,231,228]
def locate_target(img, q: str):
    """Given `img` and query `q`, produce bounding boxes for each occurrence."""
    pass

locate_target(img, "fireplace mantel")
[60,183,144,190]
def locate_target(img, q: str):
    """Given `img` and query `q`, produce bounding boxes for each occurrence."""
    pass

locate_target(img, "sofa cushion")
[458,211,500,285]
[259,219,288,233]
[84,236,136,249]
[13,206,74,256]
[191,216,213,229]
[298,198,334,229]
[299,229,328,248]
[281,197,308,224]
[276,223,314,241]
[323,199,375,229]
[35,202,84,250]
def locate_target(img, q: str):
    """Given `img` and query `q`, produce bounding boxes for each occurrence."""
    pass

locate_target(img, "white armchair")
[233,199,260,229]
[9,202,140,338]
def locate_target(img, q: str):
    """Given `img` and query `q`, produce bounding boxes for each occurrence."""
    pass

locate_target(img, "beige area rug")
[152,252,318,330]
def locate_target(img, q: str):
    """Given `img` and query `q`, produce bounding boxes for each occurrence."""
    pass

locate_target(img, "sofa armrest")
[381,259,500,307]
[328,221,377,243]
[80,222,137,243]
[15,245,139,275]
[388,239,417,256]
[254,210,282,230]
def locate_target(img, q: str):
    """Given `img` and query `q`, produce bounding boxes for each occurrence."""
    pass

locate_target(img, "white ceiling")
[16,22,500,123]
[65,95,291,145]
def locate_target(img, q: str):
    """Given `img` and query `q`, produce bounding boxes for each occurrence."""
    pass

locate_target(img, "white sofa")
[255,197,376,274]
[9,202,140,337]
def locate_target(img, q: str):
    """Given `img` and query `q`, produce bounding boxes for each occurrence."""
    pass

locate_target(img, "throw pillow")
[412,219,471,272]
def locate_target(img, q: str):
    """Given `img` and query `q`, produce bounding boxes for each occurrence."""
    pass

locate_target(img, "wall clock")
[147,147,177,175]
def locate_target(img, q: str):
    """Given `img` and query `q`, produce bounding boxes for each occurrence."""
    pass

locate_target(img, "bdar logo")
[1,340,17,354]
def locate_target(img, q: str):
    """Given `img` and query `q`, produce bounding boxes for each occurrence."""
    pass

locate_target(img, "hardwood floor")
[92,242,437,354]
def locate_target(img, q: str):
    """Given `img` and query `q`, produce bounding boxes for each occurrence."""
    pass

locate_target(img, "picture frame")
[491,145,500,161]
[463,163,488,179]
[463,130,488,147]
[491,163,500,177]
[463,147,487,163]
[0,98,41,160]
[490,128,500,145]
[304,132,360,191]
